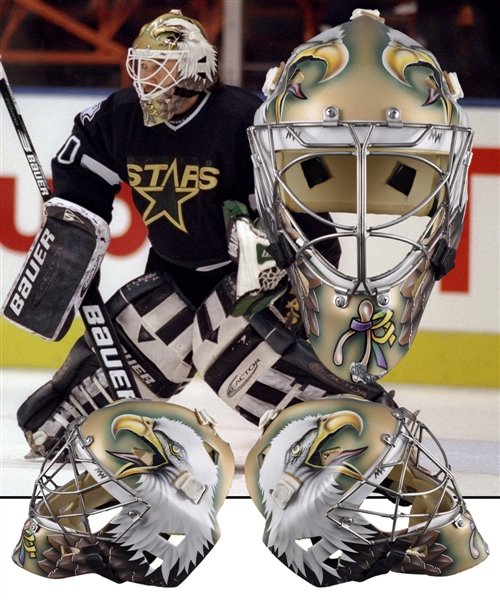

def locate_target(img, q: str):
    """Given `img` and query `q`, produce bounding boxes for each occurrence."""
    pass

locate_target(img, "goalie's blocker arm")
[2,198,110,341]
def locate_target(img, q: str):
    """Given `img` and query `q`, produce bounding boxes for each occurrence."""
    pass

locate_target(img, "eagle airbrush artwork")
[12,400,235,587]
[245,398,489,587]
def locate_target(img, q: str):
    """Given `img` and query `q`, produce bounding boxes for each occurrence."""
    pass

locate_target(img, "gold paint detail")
[305,411,364,480]
[273,62,285,85]
[111,414,169,478]
[274,38,349,122]
[382,42,437,86]
[382,41,454,123]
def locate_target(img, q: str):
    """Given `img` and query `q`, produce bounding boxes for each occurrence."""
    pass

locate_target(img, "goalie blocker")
[2,198,110,341]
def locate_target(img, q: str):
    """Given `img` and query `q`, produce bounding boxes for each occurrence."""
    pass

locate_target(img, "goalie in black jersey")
[12,10,394,459]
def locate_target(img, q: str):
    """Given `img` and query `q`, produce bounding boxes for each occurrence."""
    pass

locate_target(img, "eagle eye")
[170,443,181,456]
[291,443,302,457]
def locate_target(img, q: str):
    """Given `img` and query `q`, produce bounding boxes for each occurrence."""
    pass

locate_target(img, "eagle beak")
[305,411,365,480]
[110,414,169,478]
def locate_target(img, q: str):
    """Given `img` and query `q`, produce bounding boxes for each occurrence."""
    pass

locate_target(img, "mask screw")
[382,433,394,445]
[335,296,347,308]
[386,107,403,127]
[378,294,390,307]
[341,517,353,526]
[325,106,338,119]
[27,518,39,532]
[128,510,139,519]
[455,518,465,528]
[84,435,94,446]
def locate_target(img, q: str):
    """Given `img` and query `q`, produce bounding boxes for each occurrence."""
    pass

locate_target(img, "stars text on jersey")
[127,158,220,232]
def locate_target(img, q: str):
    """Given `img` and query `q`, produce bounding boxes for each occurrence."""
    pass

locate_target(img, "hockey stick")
[0,59,140,400]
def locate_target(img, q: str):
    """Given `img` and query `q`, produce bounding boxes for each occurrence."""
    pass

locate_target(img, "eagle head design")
[248,404,377,586]
[102,411,226,584]
[11,401,234,587]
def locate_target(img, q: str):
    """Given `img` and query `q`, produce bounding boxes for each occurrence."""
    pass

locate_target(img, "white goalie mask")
[126,10,218,125]
[248,12,473,384]
[12,400,234,587]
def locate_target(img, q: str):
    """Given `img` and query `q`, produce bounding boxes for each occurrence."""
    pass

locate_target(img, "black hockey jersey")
[52,85,262,269]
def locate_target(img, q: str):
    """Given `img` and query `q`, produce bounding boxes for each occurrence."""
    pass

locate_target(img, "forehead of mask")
[79,400,234,506]
[134,13,208,50]
[245,397,400,503]
[266,15,462,126]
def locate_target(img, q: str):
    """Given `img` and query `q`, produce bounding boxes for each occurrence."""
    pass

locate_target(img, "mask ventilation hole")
[160,532,185,547]
[202,442,220,465]
[295,536,322,551]
[143,551,163,575]
[323,549,342,570]
[387,163,417,196]
[301,157,331,188]
[88,504,122,533]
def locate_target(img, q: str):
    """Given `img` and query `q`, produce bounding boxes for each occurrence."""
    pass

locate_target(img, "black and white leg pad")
[21,369,114,458]
[193,275,396,426]
[2,198,110,341]
[17,271,197,457]
[105,271,197,398]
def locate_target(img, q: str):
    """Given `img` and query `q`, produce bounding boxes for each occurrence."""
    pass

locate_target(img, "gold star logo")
[128,158,220,233]
[136,186,198,232]
[133,158,200,232]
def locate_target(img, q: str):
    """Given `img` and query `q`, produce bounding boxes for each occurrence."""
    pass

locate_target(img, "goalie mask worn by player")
[12,9,394,459]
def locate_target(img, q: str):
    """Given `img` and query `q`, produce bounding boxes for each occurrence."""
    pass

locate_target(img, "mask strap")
[174,86,200,98]
[359,538,413,581]
[81,543,124,583]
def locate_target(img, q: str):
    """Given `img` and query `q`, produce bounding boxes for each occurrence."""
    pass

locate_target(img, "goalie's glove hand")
[224,200,288,315]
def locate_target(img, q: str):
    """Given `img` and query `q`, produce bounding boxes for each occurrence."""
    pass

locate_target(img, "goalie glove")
[224,200,287,311]
[2,198,110,341]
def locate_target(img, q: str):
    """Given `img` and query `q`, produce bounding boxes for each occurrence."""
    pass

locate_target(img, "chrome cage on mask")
[325,405,465,544]
[126,48,187,101]
[248,109,474,302]
[27,419,149,544]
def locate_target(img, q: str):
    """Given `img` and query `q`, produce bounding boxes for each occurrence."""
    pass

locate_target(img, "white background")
[0,498,497,596]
